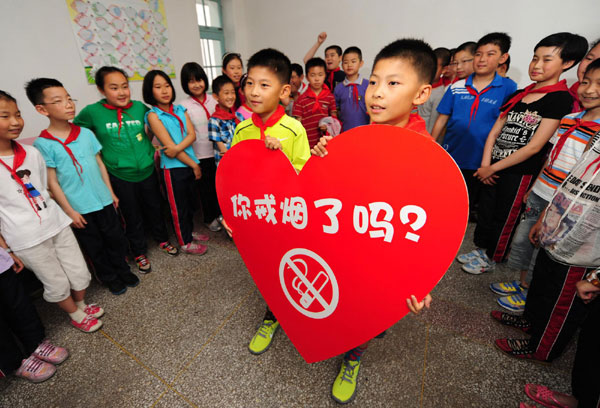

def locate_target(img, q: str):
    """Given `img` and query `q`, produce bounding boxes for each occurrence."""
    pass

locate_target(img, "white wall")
[222,0,598,87]
[0,0,202,139]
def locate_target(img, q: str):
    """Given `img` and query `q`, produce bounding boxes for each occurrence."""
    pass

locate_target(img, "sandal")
[490,310,531,333]
[524,384,575,408]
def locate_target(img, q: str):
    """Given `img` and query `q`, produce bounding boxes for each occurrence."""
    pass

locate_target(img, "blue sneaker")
[490,280,524,296]
[456,248,486,264]
[497,291,528,313]
[462,255,496,274]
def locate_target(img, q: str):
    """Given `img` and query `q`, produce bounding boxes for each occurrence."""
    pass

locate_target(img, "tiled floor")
[0,223,574,407]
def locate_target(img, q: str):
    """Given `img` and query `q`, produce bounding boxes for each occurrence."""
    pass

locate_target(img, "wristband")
[586,270,600,287]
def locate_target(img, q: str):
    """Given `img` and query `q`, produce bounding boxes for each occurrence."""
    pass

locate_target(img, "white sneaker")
[462,256,496,275]
[208,218,222,232]
[456,248,486,264]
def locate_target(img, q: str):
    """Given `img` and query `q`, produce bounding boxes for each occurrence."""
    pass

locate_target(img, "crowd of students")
[1,29,599,407]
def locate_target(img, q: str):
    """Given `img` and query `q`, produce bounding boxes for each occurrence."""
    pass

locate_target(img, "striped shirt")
[292,89,337,148]
[532,111,600,201]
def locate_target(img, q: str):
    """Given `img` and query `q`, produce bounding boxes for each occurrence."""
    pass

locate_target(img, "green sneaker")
[248,320,279,355]
[331,359,361,404]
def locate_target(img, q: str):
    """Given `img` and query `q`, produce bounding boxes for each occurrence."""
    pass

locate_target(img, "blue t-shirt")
[145,105,199,170]
[334,76,370,132]
[437,73,517,170]
[34,126,113,214]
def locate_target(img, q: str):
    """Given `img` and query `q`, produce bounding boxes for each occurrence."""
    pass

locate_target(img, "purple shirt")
[334,76,370,132]
[0,247,14,274]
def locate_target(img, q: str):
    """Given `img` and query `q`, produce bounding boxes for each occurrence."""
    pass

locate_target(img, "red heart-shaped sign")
[216,125,468,363]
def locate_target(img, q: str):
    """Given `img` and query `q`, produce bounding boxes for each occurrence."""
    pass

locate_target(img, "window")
[196,0,225,84]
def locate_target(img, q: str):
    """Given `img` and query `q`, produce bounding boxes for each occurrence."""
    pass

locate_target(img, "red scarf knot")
[157,104,186,137]
[251,105,286,140]
[212,105,240,125]
[305,87,331,114]
[102,101,133,137]
[465,83,493,126]
[348,83,360,109]
[500,80,569,118]
[327,67,341,90]
[39,123,83,180]
[550,118,600,169]
[0,141,41,220]
[191,94,211,120]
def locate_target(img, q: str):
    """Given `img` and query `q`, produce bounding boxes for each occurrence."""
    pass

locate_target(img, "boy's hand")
[192,164,202,180]
[576,280,600,303]
[68,210,87,229]
[523,190,530,204]
[9,253,24,273]
[311,136,333,157]
[265,136,282,150]
[407,294,432,314]
[474,166,498,184]
[161,145,181,158]
[529,219,543,246]
[111,193,120,208]
[221,217,233,237]
[317,32,327,44]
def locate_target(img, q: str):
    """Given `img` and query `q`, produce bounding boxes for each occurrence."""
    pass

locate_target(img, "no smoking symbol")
[279,248,339,319]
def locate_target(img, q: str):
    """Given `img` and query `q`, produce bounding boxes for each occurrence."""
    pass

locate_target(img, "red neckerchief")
[102,101,133,136]
[431,77,444,89]
[465,83,493,126]
[500,80,569,118]
[305,87,331,114]
[404,113,430,137]
[0,141,41,219]
[347,82,360,109]
[212,104,240,125]
[191,94,210,120]
[157,104,185,137]
[549,118,600,169]
[569,81,581,113]
[39,123,83,179]
[327,67,341,90]
[251,105,286,140]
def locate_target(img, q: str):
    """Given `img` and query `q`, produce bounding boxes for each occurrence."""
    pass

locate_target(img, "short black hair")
[291,63,303,77]
[305,57,327,74]
[585,58,600,76]
[180,62,209,96]
[535,32,588,71]
[343,46,362,61]
[325,45,342,57]
[25,78,64,106]
[222,52,243,70]
[212,74,235,95]
[499,55,511,71]
[477,32,512,54]
[456,41,477,56]
[434,47,451,67]
[590,38,600,50]
[247,48,292,85]
[373,38,437,84]
[95,66,128,90]
[0,90,16,104]
[142,70,176,105]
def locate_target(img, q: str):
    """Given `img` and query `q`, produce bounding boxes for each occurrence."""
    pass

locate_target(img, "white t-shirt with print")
[180,95,218,160]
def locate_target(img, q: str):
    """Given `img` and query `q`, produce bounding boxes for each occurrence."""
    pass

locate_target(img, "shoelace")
[507,338,533,354]
[22,357,44,373]
[500,313,530,328]
[34,342,55,358]
[160,242,175,252]
[257,322,275,339]
[341,361,358,383]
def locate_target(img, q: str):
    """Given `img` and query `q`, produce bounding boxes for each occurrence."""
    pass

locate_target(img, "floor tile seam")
[99,329,199,408]
[168,287,256,387]
[150,390,169,408]
[419,324,430,408]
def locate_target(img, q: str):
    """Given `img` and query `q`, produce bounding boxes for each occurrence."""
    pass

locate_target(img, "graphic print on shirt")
[105,119,145,142]
[13,169,47,211]
[492,109,543,161]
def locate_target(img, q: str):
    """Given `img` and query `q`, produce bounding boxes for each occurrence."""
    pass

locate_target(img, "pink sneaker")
[15,356,56,383]
[181,242,208,255]
[192,231,210,242]
[71,315,103,333]
[83,303,104,318]
[32,340,69,365]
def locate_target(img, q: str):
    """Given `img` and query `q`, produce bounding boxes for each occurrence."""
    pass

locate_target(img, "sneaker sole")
[489,284,522,296]
[497,299,525,313]
[493,341,551,366]
[462,266,494,275]
[72,320,103,333]
[490,312,530,333]
[110,287,127,295]
[20,368,57,383]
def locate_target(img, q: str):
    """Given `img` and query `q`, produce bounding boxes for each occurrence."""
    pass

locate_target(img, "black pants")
[474,172,534,262]
[196,158,221,223]
[73,204,131,284]
[572,297,600,408]
[163,167,196,246]
[525,250,591,362]
[0,267,45,376]
[461,169,482,215]
[109,170,169,257]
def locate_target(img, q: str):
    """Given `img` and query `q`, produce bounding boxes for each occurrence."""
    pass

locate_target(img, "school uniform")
[334,76,369,132]
[292,88,337,148]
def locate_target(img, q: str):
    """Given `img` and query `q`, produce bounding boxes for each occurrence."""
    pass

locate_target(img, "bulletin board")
[65,0,175,84]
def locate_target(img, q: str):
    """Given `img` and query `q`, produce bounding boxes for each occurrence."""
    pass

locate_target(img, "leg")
[110,173,148,257]
[473,182,497,249]
[137,169,170,245]
[571,297,600,407]
[248,305,279,355]
[461,169,482,218]
[163,168,194,246]
[95,205,132,277]
[197,158,221,223]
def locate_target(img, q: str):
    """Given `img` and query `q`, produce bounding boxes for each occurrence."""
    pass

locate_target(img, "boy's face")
[454,50,474,79]
[578,68,600,111]
[152,75,173,106]
[36,87,76,121]
[325,49,342,71]
[215,82,236,109]
[307,66,326,91]
[100,72,131,108]
[442,57,456,77]
[0,99,24,142]
[290,71,303,93]
[365,58,431,127]
[342,52,364,78]
[245,66,290,117]
[529,46,573,83]
[577,43,600,82]
[474,44,507,76]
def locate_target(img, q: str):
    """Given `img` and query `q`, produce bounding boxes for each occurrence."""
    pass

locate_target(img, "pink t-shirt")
[180,95,218,159]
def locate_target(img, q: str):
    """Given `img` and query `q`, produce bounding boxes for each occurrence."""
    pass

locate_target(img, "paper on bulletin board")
[65,0,176,84]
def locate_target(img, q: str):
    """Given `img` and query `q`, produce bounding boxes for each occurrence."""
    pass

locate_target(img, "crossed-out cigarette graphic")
[289,258,330,309]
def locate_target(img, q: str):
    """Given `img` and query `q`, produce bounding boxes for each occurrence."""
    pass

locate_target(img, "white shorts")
[15,226,91,302]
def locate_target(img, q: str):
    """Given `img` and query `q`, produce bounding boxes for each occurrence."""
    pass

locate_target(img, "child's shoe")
[462,256,496,274]
[71,315,103,333]
[490,311,531,333]
[456,248,486,264]
[107,278,127,295]
[331,359,361,404]
[208,218,222,232]
[15,356,56,383]
[248,320,279,355]
[497,291,527,313]
[120,272,140,288]
[82,303,104,318]
[490,280,524,296]
[32,340,69,365]
[181,242,208,255]
[158,241,179,256]
[135,255,152,273]
[494,338,549,364]
[192,231,210,242]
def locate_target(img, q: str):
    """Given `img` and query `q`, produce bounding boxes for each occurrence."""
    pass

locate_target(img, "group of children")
[1,28,599,406]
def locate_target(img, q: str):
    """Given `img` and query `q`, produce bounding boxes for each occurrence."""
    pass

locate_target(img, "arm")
[95,154,119,207]
[0,234,24,273]
[147,112,197,166]
[479,115,508,168]
[47,168,87,229]
[407,293,432,314]
[430,114,449,143]
[215,141,228,155]
[303,32,327,64]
